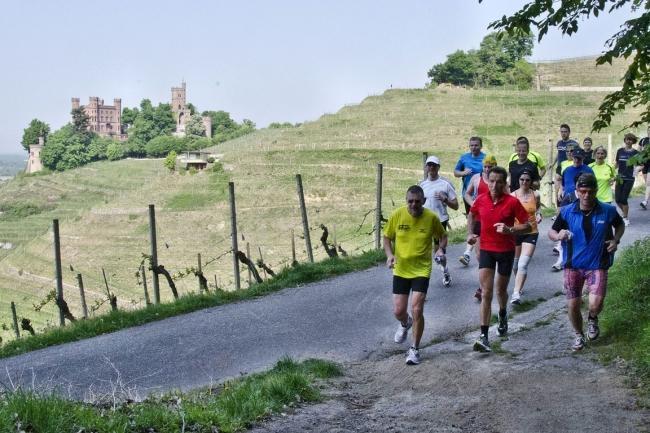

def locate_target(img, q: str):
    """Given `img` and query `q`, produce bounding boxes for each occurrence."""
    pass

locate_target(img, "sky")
[0,0,639,154]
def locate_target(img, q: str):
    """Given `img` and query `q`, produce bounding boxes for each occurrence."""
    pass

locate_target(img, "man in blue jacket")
[548,173,625,351]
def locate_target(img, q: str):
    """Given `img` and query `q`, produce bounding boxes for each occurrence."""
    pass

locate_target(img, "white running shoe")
[623,217,630,226]
[551,261,563,272]
[442,272,452,287]
[511,291,521,305]
[459,253,471,266]
[405,347,420,365]
[572,333,586,351]
[394,316,413,343]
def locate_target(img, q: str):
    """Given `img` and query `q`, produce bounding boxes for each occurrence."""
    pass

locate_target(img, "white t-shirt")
[419,176,457,223]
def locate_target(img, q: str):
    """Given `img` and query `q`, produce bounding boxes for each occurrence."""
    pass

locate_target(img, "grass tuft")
[0,357,338,433]
[596,237,650,394]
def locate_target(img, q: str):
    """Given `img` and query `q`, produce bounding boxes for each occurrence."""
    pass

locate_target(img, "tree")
[21,119,50,151]
[164,151,177,172]
[106,142,125,161]
[40,125,91,171]
[479,0,649,132]
[428,50,479,86]
[185,113,206,137]
[121,107,139,130]
[427,31,534,88]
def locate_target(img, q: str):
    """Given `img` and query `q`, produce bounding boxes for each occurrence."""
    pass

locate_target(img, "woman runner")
[588,146,616,204]
[510,170,541,304]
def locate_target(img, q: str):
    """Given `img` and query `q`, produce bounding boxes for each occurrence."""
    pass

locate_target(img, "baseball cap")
[572,148,586,159]
[425,155,440,165]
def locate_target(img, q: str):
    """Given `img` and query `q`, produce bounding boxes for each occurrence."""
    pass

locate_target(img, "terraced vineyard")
[0,56,641,343]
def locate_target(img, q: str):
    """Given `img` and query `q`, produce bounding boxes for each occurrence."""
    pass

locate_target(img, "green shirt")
[508,150,547,170]
[383,206,445,278]
[589,162,616,203]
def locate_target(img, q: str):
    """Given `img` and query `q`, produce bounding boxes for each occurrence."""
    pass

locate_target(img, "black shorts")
[393,275,430,295]
[615,179,634,206]
[516,233,539,246]
[479,250,515,276]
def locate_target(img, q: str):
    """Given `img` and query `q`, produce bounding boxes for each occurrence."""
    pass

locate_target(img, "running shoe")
[511,291,521,305]
[587,316,600,341]
[497,312,508,336]
[474,287,482,302]
[405,347,420,365]
[641,201,648,210]
[623,217,631,226]
[442,272,452,287]
[551,261,563,272]
[473,334,491,352]
[572,334,586,351]
[459,253,471,266]
[394,316,413,343]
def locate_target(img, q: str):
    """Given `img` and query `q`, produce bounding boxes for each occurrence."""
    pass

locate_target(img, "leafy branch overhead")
[480,0,650,132]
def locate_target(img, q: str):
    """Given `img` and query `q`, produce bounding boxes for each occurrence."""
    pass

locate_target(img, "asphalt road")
[1,198,647,400]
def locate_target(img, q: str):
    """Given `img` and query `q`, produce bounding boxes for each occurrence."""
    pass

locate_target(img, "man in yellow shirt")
[383,185,447,365]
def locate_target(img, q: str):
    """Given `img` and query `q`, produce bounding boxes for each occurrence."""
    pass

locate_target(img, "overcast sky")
[0,0,638,154]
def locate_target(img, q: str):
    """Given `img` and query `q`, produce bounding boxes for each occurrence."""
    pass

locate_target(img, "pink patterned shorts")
[563,269,608,299]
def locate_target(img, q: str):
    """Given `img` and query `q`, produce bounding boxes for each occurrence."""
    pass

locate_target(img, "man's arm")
[464,174,478,206]
[383,236,395,268]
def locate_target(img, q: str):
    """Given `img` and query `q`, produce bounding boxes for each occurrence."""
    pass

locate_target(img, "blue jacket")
[551,201,623,270]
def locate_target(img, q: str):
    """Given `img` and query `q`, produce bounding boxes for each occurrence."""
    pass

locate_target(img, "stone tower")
[25,136,44,174]
[171,82,189,135]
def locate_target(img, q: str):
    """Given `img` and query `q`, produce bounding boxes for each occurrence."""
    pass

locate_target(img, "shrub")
[106,142,125,161]
[164,151,177,172]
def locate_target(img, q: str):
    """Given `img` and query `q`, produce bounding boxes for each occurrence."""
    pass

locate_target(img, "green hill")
[0,56,643,343]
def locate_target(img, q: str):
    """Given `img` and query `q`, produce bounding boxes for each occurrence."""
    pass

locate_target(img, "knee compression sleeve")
[517,255,532,275]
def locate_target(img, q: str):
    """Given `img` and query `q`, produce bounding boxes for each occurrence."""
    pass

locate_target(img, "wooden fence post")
[246,243,252,286]
[547,137,555,208]
[607,133,613,165]
[228,182,241,289]
[422,152,428,180]
[258,246,267,279]
[291,229,297,265]
[148,204,160,304]
[52,219,65,326]
[296,174,314,263]
[375,164,383,249]
[102,268,118,311]
[197,253,204,293]
[10,302,19,339]
[141,264,151,305]
[76,273,88,319]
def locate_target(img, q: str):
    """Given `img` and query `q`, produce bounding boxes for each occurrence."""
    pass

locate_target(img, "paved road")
[1,199,647,400]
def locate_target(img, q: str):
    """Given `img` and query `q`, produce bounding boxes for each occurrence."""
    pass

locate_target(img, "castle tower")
[202,115,212,138]
[171,81,189,135]
[71,97,80,110]
[25,136,44,174]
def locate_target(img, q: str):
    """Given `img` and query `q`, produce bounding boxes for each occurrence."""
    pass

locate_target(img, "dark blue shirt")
[552,201,623,270]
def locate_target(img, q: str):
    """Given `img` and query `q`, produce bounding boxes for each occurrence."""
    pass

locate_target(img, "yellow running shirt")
[383,206,445,279]
[589,162,616,203]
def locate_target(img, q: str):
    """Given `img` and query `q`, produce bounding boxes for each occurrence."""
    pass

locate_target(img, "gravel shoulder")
[251,296,650,433]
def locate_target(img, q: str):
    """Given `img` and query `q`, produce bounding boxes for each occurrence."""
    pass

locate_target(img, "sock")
[481,325,489,336]
[443,266,449,273]
[499,308,507,318]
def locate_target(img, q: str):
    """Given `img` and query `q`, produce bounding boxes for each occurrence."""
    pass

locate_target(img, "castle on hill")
[71,81,211,141]
[26,82,212,174]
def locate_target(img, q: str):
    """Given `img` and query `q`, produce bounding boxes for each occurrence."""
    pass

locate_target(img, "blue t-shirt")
[552,201,623,270]
[455,152,485,194]
[562,164,594,196]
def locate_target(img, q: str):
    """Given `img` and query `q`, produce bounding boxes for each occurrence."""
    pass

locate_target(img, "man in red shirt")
[467,166,531,352]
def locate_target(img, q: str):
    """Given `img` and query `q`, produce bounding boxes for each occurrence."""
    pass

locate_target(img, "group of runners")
[382,124,646,364]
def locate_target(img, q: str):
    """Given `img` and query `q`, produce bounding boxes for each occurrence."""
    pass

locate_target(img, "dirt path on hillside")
[251,298,650,433]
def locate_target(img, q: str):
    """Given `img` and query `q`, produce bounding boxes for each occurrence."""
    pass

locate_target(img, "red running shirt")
[470,193,530,252]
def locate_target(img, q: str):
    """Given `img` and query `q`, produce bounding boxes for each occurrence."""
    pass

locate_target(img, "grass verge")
[0,249,385,359]
[596,237,650,397]
[0,357,341,433]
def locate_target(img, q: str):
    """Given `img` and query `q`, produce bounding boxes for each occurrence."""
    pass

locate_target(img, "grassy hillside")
[536,56,629,87]
[0,57,643,343]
